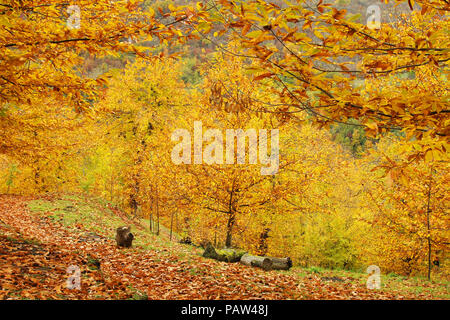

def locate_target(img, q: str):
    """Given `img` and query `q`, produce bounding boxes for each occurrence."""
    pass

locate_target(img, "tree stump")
[115,226,134,248]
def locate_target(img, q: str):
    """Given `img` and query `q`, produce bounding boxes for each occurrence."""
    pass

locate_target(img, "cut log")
[270,257,292,271]
[240,254,292,271]
[240,254,273,271]
[216,248,247,263]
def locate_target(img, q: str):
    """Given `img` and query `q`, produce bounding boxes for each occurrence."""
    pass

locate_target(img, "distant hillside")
[335,0,416,23]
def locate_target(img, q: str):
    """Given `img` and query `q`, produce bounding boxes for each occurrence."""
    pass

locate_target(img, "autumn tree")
[153,49,298,248]
[188,0,449,158]
[360,135,449,278]
[136,47,369,268]
[0,97,95,193]
[82,56,187,212]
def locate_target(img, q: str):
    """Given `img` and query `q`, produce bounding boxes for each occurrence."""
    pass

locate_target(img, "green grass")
[283,266,450,299]
[27,194,203,259]
[29,197,120,238]
[126,286,148,300]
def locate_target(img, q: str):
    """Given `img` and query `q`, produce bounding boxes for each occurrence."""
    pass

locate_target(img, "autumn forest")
[0,0,448,301]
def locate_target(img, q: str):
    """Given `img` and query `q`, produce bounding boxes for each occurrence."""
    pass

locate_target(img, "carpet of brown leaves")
[0,195,443,300]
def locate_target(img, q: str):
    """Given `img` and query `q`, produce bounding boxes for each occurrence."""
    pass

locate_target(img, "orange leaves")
[2,194,440,300]
[0,208,130,299]
[241,23,251,36]
[331,8,347,21]
[364,60,392,71]
[302,19,313,30]
[204,0,449,155]
[253,72,274,81]
[1,0,448,293]
[0,195,285,299]
[0,0,196,114]
[362,134,449,277]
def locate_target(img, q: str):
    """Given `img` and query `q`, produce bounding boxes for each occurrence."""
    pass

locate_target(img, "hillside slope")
[0,194,447,300]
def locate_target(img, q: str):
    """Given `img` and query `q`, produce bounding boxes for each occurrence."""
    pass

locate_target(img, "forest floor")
[0,194,448,300]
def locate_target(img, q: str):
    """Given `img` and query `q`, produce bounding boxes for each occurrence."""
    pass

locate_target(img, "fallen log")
[270,257,292,271]
[240,254,292,271]
[217,248,247,262]
[202,243,246,262]
[240,254,272,271]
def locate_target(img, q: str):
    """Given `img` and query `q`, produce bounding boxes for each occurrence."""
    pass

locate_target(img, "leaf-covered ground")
[0,194,447,300]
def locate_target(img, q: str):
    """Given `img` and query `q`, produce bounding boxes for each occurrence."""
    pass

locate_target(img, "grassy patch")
[288,266,450,299]
[26,194,202,261]
[28,196,126,240]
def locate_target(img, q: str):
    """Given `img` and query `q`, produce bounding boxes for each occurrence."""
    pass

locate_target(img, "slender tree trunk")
[225,212,235,248]
[156,184,160,236]
[149,188,154,233]
[110,148,114,202]
[225,182,236,248]
[110,175,114,203]
[426,167,433,281]
[150,212,153,232]
[170,211,174,241]
[214,224,218,248]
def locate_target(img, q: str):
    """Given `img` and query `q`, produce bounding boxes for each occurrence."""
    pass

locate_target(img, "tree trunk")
[225,184,236,248]
[426,166,433,281]
[214,227,217,248]
[115,226,134,248]
[149,195,153,233]
[109,148,114,202]
[170,211,174,241]
[257,228,270,256]
[156,184,160,236]
[225,213,235,248]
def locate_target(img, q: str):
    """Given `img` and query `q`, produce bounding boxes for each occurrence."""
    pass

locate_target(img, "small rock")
[321,276,344,282]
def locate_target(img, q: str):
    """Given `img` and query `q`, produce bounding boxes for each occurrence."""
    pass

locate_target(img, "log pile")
[202,243,293,271]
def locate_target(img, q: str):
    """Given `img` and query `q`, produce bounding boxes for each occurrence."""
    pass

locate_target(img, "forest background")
[0,0,448,281]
